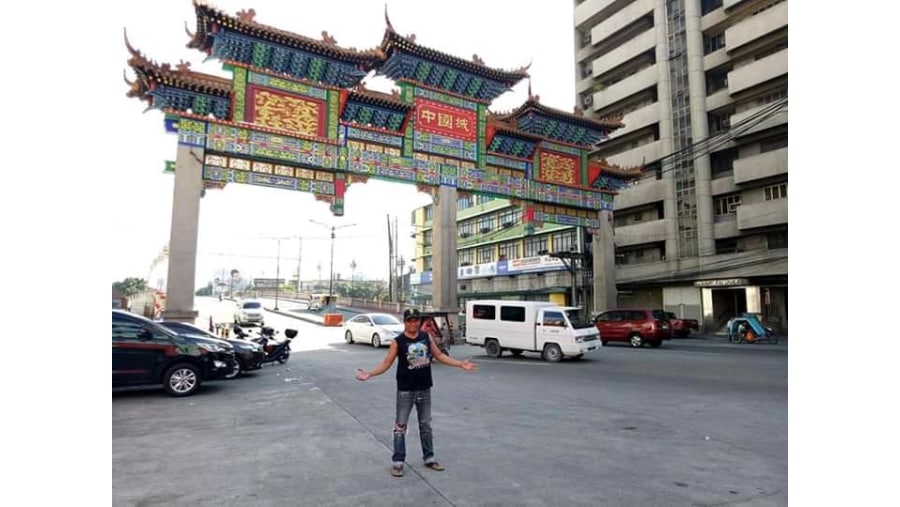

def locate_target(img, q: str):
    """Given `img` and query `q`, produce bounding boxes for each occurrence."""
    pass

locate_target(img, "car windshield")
[652,310,668,320]
[565,310,595,329]
[372,314,401,326]
[666,312,676,319]
[243,302,262,309]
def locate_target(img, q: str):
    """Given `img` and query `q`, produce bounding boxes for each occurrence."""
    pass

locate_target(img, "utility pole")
[350,259,357,295]
[387,214,394,302]
[274,238,281,310]
[296,237,302,297]
[310,220,356,312]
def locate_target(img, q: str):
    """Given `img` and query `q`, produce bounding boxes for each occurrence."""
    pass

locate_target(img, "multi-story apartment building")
[574,0,788,331]
[409,197,589,310]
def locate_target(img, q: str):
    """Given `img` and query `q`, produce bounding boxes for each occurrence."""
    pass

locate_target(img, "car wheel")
[162,363,202,397]
[601,340,608,346]
[372,334,381,348]
[629,334,644,348]
[345,330,354,343]
[278,352,289,364]
[485,339,502,358]
[729,331,743,344]
[649,341,662,348]
[224,358,242,380]
[542,343,562,362]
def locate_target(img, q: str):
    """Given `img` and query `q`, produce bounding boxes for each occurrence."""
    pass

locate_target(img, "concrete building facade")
[574,0,788,332]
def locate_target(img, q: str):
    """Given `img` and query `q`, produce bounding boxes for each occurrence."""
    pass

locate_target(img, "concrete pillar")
[701,287,714,330]
[654,0,679,261]
[431,186,459,315]
[161,143,204,323]
[593,209,617,311]
[745,286,761,314]
[685,0,716,258]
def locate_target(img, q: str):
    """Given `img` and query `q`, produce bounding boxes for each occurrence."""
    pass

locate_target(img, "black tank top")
[395,331,433,391]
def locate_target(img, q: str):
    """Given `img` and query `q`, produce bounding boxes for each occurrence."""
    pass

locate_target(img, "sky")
[110,0,577,287]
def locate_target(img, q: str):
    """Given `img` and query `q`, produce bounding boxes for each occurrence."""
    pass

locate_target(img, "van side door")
[537,309,568,350]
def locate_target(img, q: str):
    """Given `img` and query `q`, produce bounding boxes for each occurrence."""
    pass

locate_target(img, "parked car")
[592,309,672,348]
[666,312,700,338]
[234,299,265,326]
[112,310,236,396]
[159,321,265,378]
[343,313,404,347]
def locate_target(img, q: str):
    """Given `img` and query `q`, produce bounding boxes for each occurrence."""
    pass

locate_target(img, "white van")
[464,300,601,362]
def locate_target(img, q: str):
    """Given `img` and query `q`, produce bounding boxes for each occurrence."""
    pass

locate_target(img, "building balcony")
[728,48,788,95]
[592,28,656,80]
[607,138,664,167]
[723,0,752,11]
[713,217,739,239]
[589,0,655,46]
[734,147,788,185]
[591,65,657,111]
[705,88,732,111]
[701,7,728,31]
[703,49,729,72]
[726,1,788,53]
[730,101,788,138]
[711,175,738,196]
[614,176,668,210]
[615,259,674,284]
[575,0,621,28]
[614,219,666,247]
[737,198,787,230]
[610,101,659,139]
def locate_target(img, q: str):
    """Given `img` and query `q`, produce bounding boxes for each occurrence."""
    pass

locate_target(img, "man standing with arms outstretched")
[356,308,478,477]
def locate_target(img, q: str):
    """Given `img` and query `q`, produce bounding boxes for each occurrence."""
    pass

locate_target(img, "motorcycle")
[233,326,298,364]
[726,313,779,344]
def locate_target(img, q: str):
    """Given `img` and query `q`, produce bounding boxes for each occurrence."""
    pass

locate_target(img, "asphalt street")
[113,297,788,506]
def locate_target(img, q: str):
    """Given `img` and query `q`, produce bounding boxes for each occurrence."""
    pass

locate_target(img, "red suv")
[592,309,672,348]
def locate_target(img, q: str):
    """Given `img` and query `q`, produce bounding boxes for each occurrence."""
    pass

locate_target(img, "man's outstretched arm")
[429,337,478,371]
[356,340,399,381]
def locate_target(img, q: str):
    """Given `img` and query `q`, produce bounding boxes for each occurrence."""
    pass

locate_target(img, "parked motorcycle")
[726,313,779,344]
[233,326,298,364]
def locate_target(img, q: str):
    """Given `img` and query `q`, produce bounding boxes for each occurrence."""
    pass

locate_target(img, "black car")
[159,321,265,378]
[112,310,236,396]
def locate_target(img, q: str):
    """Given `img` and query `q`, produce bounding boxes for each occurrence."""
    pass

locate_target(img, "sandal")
[391,465,404,477]
[424,461,445,471]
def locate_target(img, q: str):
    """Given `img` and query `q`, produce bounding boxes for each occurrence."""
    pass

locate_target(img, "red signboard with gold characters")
[414,98,476,142]
[246,86,327,138]
[537,150,580,186]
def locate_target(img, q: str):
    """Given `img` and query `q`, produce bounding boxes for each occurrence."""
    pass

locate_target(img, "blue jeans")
[392,389,434,465]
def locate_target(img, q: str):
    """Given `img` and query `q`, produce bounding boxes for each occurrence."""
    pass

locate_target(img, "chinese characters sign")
[414,99,476,142]
[538,150,579,186]
[247,86,325,138]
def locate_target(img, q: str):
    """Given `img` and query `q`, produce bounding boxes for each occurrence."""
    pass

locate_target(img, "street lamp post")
[274,238,281,310]
[310,220,356,312]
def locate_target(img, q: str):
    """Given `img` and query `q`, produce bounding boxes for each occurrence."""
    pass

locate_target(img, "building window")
[552,230,577,253]
[708,111,732,136]
[425,205,433,221]
[477,246,494,264]
[475,194,495,205]
[498,241,520,260]
[767,230,788,249]
[459,249,474,266]
[477,214,495,233]
[524,235,548,257]
[714,194,742,219]
[423,256,433,271]
[764,183,787,201]
[711,148,737,177]
[715,237,739,255]
[705,67,730,95]
[757,89,788,106]
[498,208,522,227]
[422,230,432,247]
[760,136,788,153]
[458,221,475,238]
[701,0,723,15]
[457,196,473,211]
[703,32,726,55]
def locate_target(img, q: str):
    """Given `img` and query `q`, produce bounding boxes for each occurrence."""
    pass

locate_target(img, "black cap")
[403,308,421,321]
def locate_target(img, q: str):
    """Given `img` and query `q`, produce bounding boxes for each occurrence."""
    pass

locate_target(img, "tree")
[113,277,148,297]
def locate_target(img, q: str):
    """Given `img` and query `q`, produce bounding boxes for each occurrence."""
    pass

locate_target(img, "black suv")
[112,310,236,396]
